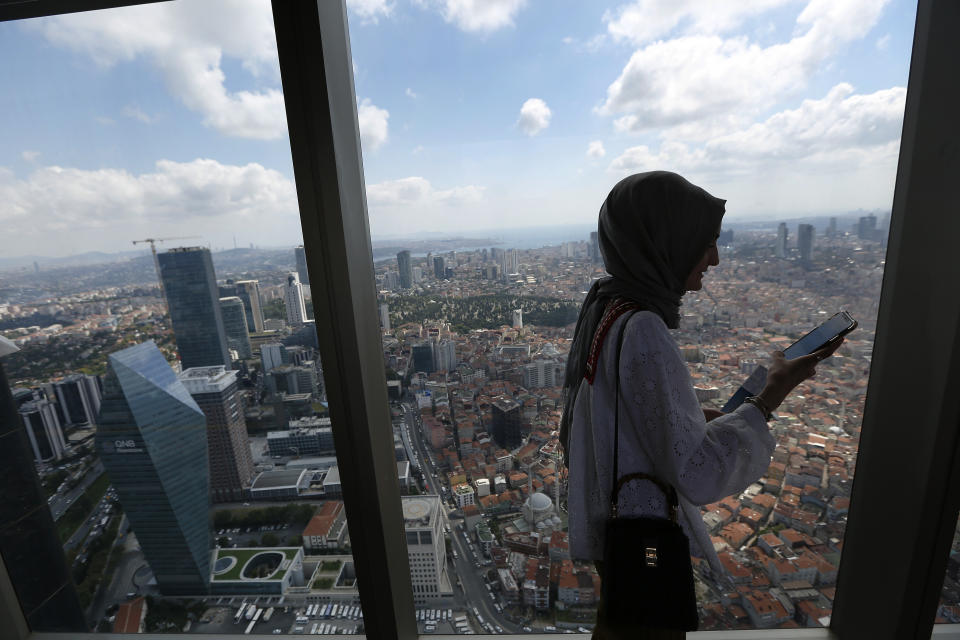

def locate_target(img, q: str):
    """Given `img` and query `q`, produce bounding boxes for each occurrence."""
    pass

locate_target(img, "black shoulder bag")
[600,311,699,631]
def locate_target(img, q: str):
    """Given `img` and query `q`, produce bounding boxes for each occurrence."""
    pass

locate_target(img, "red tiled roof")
[113,596,146,634]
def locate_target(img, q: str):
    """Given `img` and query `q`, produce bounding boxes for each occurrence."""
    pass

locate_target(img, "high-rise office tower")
[491,396,522,449]
[294,245,310,285]
[433,339,456,373]
[775,222,789,258]
[218,297,252,359]
[179,366,255,503]
[403,495,449,604]
[158,247,230,369]
[219,280,264,335]
[433,256,445,280]
[512,308,523,330]
[798,223,815,263]
[18,399,66,462]
[506,249,519,274]
[379,302,391,332]
[412,342,435,374]
[827,217,838,238]
[589,231,601,264]
[96,341,210,595]
[397,250,413,289]
[51,373,101,428]
[234,280,264,333]
[858,215,878,241]
[284,272,308,327]
[261,342,288,373]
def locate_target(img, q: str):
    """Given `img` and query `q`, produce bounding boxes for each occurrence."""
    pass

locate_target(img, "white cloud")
[122,105,155,124]
[405,87,418,99]
[517,98,551,137]
[26,0,285,140]
[603,0,796,46]
[412,145,425,154]
[598,0,891,137]
[366,176,484,207]
[587,140,606,158]
[416,0,528,33]
[876,33,891,50]
[607,83,905,176]
[21,151,41,163]
[346,0,393,23]
[95,116,116,126]
[0,159,297,238]
[357,99,390,151]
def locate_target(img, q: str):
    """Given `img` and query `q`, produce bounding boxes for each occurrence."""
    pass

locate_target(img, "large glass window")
[346,0,915,633]
[0,1,362,634]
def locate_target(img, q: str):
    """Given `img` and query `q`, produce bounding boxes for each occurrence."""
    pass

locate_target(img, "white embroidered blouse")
[567,310,776,575]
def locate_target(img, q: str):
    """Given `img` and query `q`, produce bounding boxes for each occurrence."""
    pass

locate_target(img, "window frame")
[1,0,959,638]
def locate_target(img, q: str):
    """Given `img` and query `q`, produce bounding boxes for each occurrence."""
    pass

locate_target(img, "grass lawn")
[319,559,342,572]
[312,577,334,589]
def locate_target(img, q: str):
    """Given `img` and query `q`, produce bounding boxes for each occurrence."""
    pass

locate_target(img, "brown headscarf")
[560,171,726,465]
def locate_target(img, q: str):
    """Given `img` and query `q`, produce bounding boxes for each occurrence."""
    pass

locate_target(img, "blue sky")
[0,0,917,258]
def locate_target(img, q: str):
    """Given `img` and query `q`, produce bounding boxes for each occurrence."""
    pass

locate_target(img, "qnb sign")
[105,439,144,454]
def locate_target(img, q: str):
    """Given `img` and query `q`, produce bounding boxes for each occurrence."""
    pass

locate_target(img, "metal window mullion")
[270,2,416,640]
[832,1,960,638]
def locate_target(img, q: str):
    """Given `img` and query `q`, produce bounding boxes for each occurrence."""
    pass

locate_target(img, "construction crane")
[132,236,201,300]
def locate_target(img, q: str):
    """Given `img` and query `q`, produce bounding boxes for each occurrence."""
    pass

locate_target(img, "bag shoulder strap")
[610,310,680,522]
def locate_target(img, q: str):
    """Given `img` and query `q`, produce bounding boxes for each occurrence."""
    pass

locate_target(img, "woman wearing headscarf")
[562,172,840,638]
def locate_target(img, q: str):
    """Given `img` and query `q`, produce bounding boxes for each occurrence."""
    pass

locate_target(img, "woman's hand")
[758,338,844,412]
[703,408,725,422]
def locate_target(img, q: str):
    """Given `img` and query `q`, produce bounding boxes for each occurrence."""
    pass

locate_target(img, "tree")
[217,536,229,547]
[261,533,279,547]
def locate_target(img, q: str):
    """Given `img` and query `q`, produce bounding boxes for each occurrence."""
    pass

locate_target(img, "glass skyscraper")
[397,249,412,289]
[218,296,252,359]
[158,247,230,369]
[96,341,211,595]
[294,244,310,285]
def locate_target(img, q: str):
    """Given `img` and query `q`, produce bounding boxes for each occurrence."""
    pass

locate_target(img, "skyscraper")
[412,342,435,374]
[433,256,445,280]
[491,396,522,449]
[18,399,66,462]
[284,272,307,327]
[397,250,412,289]
[798,223,815,264]
[858,215,878,241]
[234,280,265,333]
[827,217,838,238]
[261,342,288,373]
[96,341,210,595]
[589,231,601,264]
[219,297,252,359]
[51,373,101,428]
[402,495,449,604]
[294,245,310,285]
[433,339,456,373]
[379,302,391,332]
[512,308,523,329]
[158,247,230,369]
[179,366,255,503]
[775,222,789,258]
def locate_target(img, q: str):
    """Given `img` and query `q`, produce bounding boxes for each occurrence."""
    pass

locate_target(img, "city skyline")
[0,0,915,257]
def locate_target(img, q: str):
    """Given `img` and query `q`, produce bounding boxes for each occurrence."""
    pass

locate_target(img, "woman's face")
[684,239,720,292]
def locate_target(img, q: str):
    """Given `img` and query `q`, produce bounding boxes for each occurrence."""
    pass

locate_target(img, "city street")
[401,401,520,634]
[49,460,104,521]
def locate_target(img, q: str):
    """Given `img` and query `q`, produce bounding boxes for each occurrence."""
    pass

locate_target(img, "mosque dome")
[522,491,556,525]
